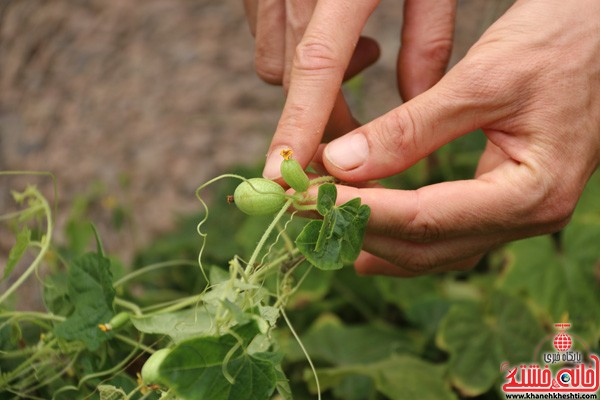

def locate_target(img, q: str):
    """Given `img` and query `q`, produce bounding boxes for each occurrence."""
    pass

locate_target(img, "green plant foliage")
[436,291,544,396]
[54,251,116,350]
[309,355,458,400]
[2,168,599,400]
[98,385,127,400]
[43,272,73,316]
[132,309,215,343]
[296,184,370,270]
[3,227,30,281]
[499,172,600,342]
[157,322,278,400]
[284,314,423,365]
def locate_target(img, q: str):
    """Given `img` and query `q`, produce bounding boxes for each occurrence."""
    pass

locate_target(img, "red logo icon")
[553,323,572,352]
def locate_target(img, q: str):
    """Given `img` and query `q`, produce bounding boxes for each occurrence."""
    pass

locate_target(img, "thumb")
[323,75,497,181]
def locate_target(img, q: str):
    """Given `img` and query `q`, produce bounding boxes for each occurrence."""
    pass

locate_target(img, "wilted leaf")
[499,171,600,342]
[98,385,127,400]
[436,292,543,396]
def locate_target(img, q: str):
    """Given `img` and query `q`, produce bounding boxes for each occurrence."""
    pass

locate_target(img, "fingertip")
[354,251,420,277]
[398,0,456,101]
[344,36,381,81]
[323,132,369,176]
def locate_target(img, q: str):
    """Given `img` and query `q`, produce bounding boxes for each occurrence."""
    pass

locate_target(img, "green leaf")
[158,322,277,400]
[252,351,292,400]
[309,355,457,400]
[499,171,600,342]
[43,272,73,316]
[91,223,105,258]
[296,184,370,270]
[3,227,31,281]
[285,314,422,365]
[500,236,600,337]
[53,252,116,350]
[316,183,336,215]
[332,374,375,400]
[375,274,439,311]
[436,291,544,396]
[98,385,127,400]
[132,309,217,343]
[371,356,456,400]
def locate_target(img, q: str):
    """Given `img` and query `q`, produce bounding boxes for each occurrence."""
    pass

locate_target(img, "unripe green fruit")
[108,312,130,330]
[281,159,309,192]
[234,178,286,215]
[98,312,130,332]
[141,348,171,385]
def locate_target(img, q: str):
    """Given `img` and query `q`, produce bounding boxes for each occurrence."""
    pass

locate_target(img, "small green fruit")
[234,178,286,215]
[141,348,171,386]
[281,158,309,192]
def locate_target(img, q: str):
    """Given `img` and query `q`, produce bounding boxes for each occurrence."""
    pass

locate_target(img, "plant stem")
[0,205,44,222]
[250,248,300,283]
[0,189,52,305]
[115,334,155,354]
[114,297,142,316]
[144,294,204,315]
[17,351,81,396]
[308,175,336,186]
[113,260,197,287]
[77,333,146,388]
[245,198,293,276]
[281,307,321,400]
[290,203,319,211]
[0,311,65,322]
[0,338,60,388]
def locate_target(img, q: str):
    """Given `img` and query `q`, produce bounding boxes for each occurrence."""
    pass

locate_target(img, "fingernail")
[325,133,369,171]
[263,146,287,179]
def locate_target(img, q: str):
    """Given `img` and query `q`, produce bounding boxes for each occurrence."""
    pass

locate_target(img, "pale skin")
[244,0,600,277]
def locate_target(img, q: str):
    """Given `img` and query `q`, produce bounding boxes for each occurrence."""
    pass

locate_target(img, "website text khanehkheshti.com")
[505,394,598,399]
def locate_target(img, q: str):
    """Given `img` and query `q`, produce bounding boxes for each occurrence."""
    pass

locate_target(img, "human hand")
[243,0,380,142]
[257,0,458,179]
[320,0,600,276]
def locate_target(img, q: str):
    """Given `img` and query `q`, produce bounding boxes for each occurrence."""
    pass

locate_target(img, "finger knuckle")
[513,173,577,233]
[372,107,420,164]
[403,191,443,243]
[294,37,340,74]
[420,36,453,65]
[277,102,319,137]
[536,191,577,232]
[392,248,438,273]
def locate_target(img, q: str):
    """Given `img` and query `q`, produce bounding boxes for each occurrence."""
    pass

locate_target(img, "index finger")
[263,0,379,179]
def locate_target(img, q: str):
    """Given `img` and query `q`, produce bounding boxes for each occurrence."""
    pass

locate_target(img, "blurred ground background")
[0,0,513,262]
